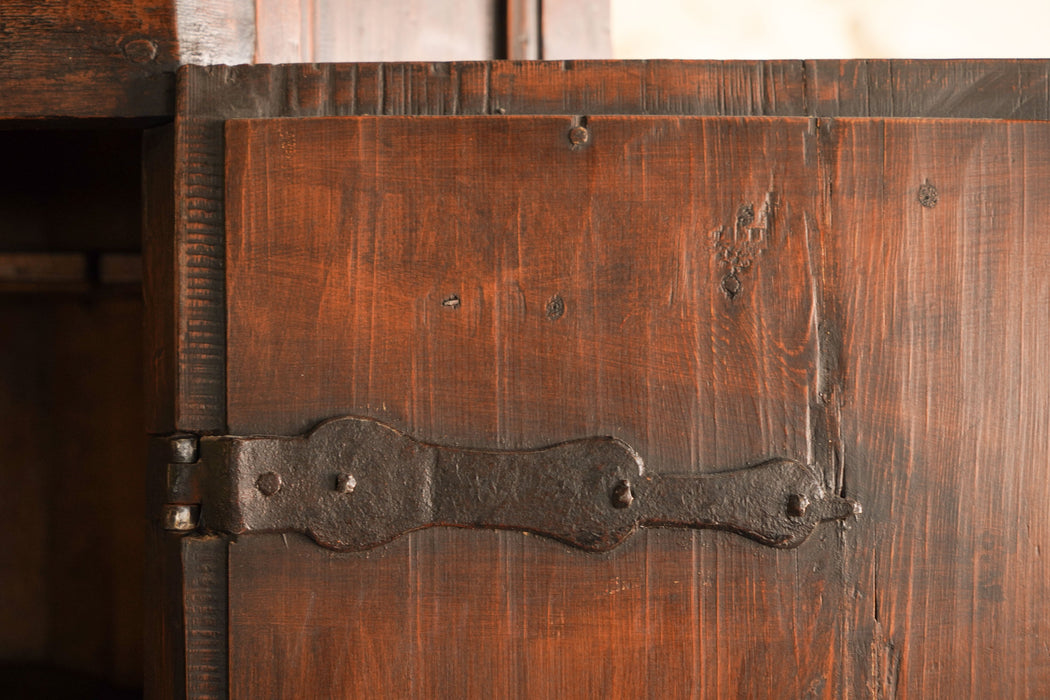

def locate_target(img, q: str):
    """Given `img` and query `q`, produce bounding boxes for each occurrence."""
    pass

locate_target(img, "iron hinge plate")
[154,416,860,551]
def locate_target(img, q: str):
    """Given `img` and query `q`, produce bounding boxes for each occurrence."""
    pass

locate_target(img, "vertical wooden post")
[507,0,541,59]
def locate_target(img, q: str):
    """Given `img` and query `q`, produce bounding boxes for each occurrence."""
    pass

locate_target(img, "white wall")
[613,0,1050,59]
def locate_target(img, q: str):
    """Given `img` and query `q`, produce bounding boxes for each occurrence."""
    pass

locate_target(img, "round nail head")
[257,472,283,497]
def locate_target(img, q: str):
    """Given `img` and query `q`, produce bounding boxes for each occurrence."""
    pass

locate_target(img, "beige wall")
[613,0,1050,59]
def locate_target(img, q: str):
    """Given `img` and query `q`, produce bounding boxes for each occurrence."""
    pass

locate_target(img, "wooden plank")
[144,125,178,434]
[223,114,846,696]
[223,115,822,463]
[825,118,1050,695]
[805,59,1050,120]
[0,0,177,118]
[165,62,1050,697]
[166,60,1050,434]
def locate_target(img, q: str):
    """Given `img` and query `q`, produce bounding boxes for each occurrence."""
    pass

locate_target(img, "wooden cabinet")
[1,8,1048,695]
[141,61,1050,697]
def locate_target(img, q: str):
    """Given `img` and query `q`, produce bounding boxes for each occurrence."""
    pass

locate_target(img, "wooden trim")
[507,0,541,59]
[144,125,178,434]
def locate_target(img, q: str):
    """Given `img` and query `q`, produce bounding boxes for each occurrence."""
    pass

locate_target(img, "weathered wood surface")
[824,119,1050,696]
[224,115,822,456]
[0,0,178,118]
[157,59,1050,434]
[148,61,1050,697]
[221,114,846,696]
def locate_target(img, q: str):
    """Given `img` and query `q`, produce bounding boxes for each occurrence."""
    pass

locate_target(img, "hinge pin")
[162,504,200,531]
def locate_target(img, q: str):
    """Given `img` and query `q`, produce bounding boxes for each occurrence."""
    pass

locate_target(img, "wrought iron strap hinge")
[152,416,860,552]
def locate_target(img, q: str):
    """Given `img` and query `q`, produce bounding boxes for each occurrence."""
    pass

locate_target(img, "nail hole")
[918,181,938,208]
[545,294,565,320]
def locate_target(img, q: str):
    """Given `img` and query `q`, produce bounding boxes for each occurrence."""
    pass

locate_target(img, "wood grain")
[153,61,1050,697]
[164,60,1050,435]
[825,118,1050,696]
[221,114,848,696]
[0,0,177,118]
[225,115,822,459]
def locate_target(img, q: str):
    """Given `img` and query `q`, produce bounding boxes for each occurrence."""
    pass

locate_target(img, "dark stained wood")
[182,536,229,698]
[162,58,1050,432]
[805,59,1050,120]
[823,118,1050,696]
[148,61,1050,697]
[220,114,847,696]
[0,0,177,118]
[0,253,141,293]
[144,125,178,435]
[0,295,145,691]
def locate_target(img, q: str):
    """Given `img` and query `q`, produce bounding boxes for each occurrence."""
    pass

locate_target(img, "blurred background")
[612,0,1050,58]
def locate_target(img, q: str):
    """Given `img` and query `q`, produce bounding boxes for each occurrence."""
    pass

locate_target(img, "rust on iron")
[156,416,860,552]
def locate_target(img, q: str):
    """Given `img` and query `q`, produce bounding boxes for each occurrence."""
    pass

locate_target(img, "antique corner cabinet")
[1,7,1049,699]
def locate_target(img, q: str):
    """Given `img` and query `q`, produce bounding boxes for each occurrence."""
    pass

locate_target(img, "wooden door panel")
[228,530,850,697]
[147,62,1050,698]
[826,119,1050,695]
[221,115,848,696]
[224,115,822,472]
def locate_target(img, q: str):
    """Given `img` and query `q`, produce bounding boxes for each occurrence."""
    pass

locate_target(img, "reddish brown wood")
[162,58,1050,431]
[149,61,1050,697]
[0,0,177,118]
[823,118,1050,696]
[219,113,845,696]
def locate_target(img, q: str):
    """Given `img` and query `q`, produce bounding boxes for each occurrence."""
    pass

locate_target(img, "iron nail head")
[568,125,589,147]
[257,471,283,497]
[611,479,634,509]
